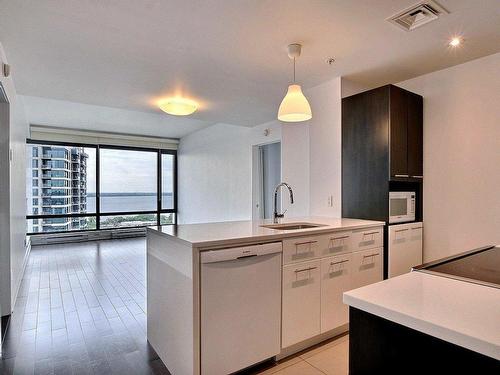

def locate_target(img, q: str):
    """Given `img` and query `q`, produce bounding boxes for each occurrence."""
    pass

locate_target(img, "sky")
[86,148,173,194]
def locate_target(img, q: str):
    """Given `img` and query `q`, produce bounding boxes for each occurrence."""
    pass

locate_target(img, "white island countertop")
[147,216,384,248]
[344,270,500,360]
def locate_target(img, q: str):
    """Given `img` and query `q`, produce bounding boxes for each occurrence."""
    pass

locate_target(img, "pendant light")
[278,43,312,122]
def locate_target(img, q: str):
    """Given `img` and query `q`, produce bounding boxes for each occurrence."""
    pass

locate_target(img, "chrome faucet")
[273,182,294,223]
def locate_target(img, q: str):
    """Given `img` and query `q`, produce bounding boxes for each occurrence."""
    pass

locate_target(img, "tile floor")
[252,334,348,375]
[0,238,349,375]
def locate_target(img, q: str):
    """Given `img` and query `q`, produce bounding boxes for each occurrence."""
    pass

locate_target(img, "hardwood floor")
[0,238,170,375]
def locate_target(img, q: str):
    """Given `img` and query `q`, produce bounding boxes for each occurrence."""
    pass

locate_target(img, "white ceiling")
[20,95,212,139]
[2,0,500,135]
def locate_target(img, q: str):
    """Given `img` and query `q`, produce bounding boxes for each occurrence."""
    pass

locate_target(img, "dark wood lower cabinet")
[349,308,499,374]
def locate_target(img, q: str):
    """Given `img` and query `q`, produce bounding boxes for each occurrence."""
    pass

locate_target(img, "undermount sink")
[260,222,326,231]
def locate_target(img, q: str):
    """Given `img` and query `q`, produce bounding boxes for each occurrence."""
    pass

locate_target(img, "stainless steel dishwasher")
[200,242,282,375]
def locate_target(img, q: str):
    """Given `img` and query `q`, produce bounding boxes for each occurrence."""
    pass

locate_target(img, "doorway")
[252,142,281,220]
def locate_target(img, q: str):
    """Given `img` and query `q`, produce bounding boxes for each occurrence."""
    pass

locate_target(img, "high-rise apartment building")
[28,145,89,233]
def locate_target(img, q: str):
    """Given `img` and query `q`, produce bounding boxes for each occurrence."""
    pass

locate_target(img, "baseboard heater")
[30,227,147,245]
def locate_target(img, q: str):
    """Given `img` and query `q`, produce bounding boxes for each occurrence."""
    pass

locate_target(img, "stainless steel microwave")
[389,191,416,223]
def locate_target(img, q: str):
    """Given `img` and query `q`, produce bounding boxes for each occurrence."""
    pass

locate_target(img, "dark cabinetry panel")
[349,308,500,374]
[342,86,390,222]
[407,92,423,178]
[389,86,408,177]
[342,84,423,222]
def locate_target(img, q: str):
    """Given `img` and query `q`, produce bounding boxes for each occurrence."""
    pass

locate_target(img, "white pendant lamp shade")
[278,84,312,122]
[277,43,312,122]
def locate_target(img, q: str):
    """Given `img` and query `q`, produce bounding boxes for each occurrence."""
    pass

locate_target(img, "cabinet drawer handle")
[295,240,318,246]
[395,228,409,233]
[411,227,422,230]
[294,266,317,273]
[331,235,350,240]
[363,231,379,236]
[412,175,423,178]
[395,174,409,178]
[330,259,349,266]
[363,253,379,258]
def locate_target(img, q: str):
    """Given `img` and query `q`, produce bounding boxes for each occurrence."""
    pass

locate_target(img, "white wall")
[178,122,281,224]
[398,53,500,261]
[341,78,371,98]
[0,41,29,317]
[308,78,342,217]
[281,122,310,217]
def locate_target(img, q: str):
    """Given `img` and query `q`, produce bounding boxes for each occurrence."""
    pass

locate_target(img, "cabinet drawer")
[282,235,324,264]
[320,254,352,333]
[351,247,383,290]
[388,223,423,277]
[321,230,353,257]
[352,227,383,251]
[282,260,321,348]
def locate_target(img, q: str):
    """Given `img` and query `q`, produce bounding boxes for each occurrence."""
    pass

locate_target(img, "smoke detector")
[387,1,449,31]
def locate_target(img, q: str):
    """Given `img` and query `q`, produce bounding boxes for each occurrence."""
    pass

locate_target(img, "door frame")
[251,141,282,221]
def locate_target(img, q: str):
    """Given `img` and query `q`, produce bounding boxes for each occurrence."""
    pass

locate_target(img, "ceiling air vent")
[387,1,449,31]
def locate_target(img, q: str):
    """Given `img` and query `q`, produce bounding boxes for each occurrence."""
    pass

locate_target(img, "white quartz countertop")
[147,217,384,248]
[343,271,500,360]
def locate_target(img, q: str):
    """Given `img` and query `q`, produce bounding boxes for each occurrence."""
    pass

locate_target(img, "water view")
[87,192,173,212]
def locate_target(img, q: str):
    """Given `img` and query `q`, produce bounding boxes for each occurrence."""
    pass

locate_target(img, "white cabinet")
[282,259,321,348]
[351,247,383,289]
[321,230,353,257]
[320,254,352,332]
[281,226,384,348]
[282,236,324,264]
[388,222,423,278]
[352,227,383,251]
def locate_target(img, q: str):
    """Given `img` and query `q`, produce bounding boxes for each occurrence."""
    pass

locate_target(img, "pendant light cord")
[293,57,296,83]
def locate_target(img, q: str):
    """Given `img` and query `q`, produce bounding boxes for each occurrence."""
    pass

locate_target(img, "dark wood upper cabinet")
[388,86,423,178]
[407,92,423,177]
[342,86,390,222]
[389,86,408,177]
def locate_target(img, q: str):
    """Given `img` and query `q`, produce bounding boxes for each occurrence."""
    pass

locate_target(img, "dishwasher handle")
[201,242,282,264]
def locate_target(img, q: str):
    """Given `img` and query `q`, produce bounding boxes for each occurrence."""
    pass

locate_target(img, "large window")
[26,141,176,235]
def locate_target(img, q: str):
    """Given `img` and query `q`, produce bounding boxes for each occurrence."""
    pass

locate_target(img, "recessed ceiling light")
[158,97,198,116]
[449,36,462,47]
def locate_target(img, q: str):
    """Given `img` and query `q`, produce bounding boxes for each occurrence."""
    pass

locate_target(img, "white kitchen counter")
[148,216,385,248]
[343,271,500,360]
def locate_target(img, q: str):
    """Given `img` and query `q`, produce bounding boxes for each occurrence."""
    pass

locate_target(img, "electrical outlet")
[327,195,334,207]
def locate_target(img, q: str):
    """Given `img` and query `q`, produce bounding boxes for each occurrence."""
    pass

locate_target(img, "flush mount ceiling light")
[158,97,198,116]
[278,43,312,123]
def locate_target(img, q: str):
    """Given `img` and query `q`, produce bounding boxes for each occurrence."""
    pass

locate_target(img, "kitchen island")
[146,217,384,375]
[344,245,500,374]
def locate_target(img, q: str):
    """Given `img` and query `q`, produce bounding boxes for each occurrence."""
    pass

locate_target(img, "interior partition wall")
[26,139,177,236]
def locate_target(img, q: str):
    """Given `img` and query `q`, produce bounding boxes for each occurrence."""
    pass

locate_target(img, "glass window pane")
[160,213,175,225]
[161,153,175,209]
[26,144,97,221]
[27,216,96,234]
[100,214,158,229]
[100,149,157,213]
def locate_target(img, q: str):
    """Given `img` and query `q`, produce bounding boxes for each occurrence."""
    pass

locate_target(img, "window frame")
[26,139,177,235]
